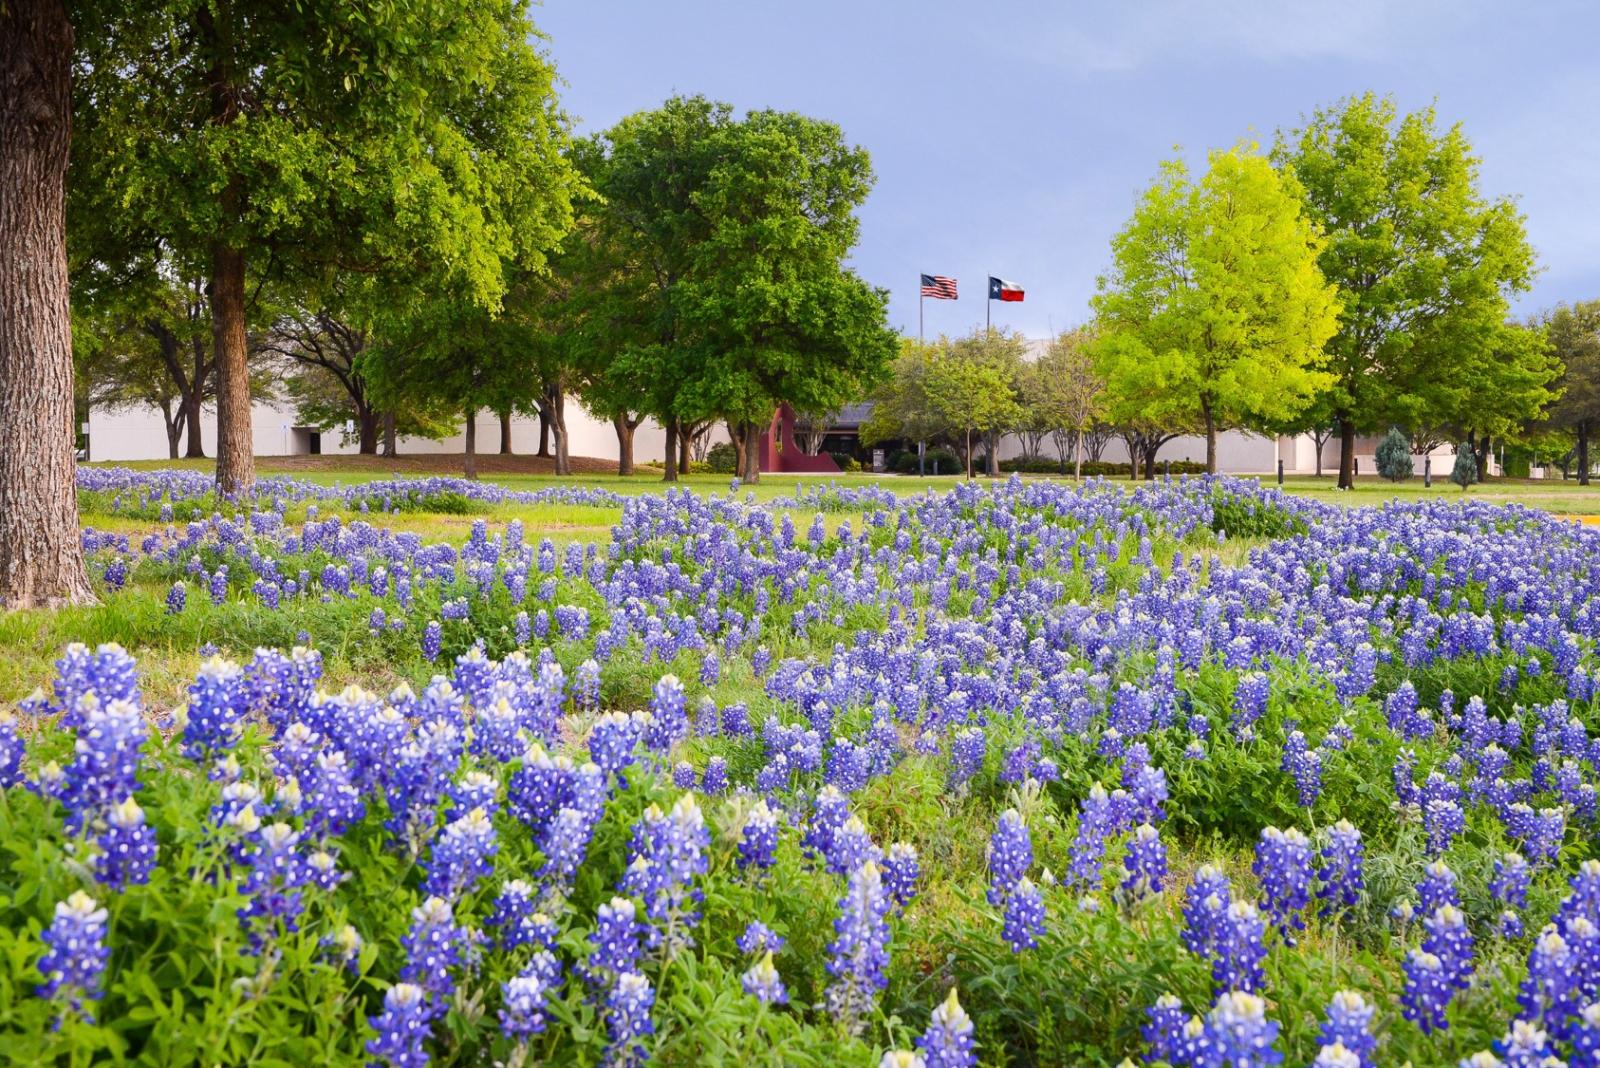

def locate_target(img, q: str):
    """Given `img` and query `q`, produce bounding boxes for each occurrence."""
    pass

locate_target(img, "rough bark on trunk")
[0,0,96,607]
[1202,396,1217,474]
[499,410,513,455]
[357,406,378,455]
[741,420,761,484]
[678,426,692,475]
[1337,416,1356,490]
[463,409,477,479]
[613,414,636,476]
[1074,431,1083,481]
[536,401,551,457]
[1579,421,1591,486]
[550,390,571,477]
[183,391,206,458]
[727,420,746,479]
[161,401,182,460]
[1475,434,1492,483]
[985,431,1000,477]
[381,410,397,458]
[210,241,253,496]
[662,418,679,482]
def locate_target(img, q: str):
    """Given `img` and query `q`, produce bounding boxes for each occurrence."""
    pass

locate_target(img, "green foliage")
[1451,442,1479,489]
[704,443,739,475]
[1208,490,1309,540]
[1375,427,1414,482]
[1092,146,1340,472]
[1273,93,1543,450]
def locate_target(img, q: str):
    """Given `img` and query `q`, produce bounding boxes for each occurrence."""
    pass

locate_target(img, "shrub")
[705,442,737,474]
[1451,443,1477,490]
[830,453,859,472]
[1375,428,1413,482]
[892,448,959,475]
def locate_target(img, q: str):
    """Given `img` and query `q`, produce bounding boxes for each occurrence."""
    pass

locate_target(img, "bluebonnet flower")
[672,761,696,790]
[1254,826,1313,934]
[741,952,787,1004]
[1418,861,1461,914]
[1234,672,1270,733]
[618,795,710,949]
[1122,823,1168,901]
[486,880,557,952]
[916,987,977,1068]
[739,799,781,871]
[987,809,1032,906]
[1069,783,1114,887]
[588,897,642,983]
[1422,797,1466,856]
[1317,820,1365,916]
[423,807,497,900]
[94,796,157,890]
[322,923,364,975]
[738,921,785,955]
[645,675,687,753]
[35,891,109,1021]
[180,655,249,760]
[882,842,921,909]
[605,971,655,1067]
[1402,950,1454,1034]
[501,952,562,1041]
[1205,991,1283,1067]
[1144,994,1192,1065]
[1002,877,1046,953]
[0,711,22,789]
[948,728,986,790]
[367,983,432,1068]
[421,621,442,663]
[165,580,186,615]
[1491,853,1531,910]
[826,861,892,1033]
[1318,990,1377,1067]
[1182,864,1233,958]
[60,696,147,830]
[1214,901,1269,994]
[574,659,602,710]
[537,763,608,888]
[826,815,881,878]
[400,896,473,1003]
[1281,730,1323,807]
[701,756,728,795]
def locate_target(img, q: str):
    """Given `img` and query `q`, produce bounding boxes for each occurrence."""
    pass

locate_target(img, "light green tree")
[928,329,1026,478]
[1274,93,1538,488]
[1092,146,1340,475]
[1032,327,1107,478]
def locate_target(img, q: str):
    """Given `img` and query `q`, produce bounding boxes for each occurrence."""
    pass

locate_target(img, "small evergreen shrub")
[1375,428,1413,482]
[1451,443,1478,490]
[704,442,737,474]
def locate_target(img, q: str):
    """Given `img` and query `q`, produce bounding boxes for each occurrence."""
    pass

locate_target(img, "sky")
[537,0,1600,340]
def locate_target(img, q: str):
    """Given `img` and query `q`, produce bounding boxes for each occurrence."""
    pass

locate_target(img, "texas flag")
[988,276,1025,302]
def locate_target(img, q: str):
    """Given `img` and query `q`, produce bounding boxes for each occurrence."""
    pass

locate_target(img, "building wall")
[86,397,679,465]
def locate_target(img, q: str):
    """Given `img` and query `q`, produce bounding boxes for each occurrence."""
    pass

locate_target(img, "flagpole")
[986,274,991,334]
[919,285,924,344]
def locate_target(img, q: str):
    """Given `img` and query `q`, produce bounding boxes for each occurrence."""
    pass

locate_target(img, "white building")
[87,396,677,465]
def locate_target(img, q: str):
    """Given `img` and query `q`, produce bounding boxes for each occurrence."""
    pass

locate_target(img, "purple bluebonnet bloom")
[1281,730,1323,807]
[738,921,786,955]
[1207,991,1283,1067]
[400,896,473,1004]
[421,621,442,663]
[741,952,787,1004]
[60,696,147,830]
[1122,823,1168,901]
[165,580,186,614]
[1317,991,1377,1067]
[1002,877,1046,953]
[987,809,1032,906]
[94,796,157,890]
[35,891,110,1021]
[423,807,497,900]
[825,861,892,1033]
[1418,861,1461,914]
[500,952,562,1041]
[0,711,22,788]
[1069,783,1114,887]
[1182,864,1233,959]
[645,675,687,753]
[1317,820,1365,916]
[1254,826,1313,934]
[1491,853,1531,910]
[367,983,432,1068]
[739,799,781,871]
[588,897,643,984]
[604,971,655,1067]
[916,987,977,1068]
[486,880,557,952]
[882,842,921,909]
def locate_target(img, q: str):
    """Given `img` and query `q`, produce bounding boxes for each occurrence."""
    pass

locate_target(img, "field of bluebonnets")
[5,467,1600,1067]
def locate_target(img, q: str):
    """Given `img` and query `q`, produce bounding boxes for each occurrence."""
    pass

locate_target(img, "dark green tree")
[1542,301,1600,484]
[1450,442,1478,490]
[1375,427,1413,482]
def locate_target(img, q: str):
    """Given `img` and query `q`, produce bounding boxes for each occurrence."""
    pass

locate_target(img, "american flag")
[920,273,958,300]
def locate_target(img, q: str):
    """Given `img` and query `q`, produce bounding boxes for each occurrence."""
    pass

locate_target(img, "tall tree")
[259,293,382,454]
[1092,147,1340,474]
[0,0,95,606]
[563,96,894,483]
[72,0,580,495]
[1274,93,1537,488]
[927,330,1025,478]
[1541,301,1600,484]
[1033,328,1107,479]
[860,339,950,465]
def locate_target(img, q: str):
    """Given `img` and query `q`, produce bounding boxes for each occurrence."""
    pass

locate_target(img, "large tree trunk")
[662,418,679,482]
[0,0,96,608]
[985,431,1000,477]
[1074,430,1084,481]
[550,390,571,477]
[182,390,206,458]
[357,404,378,455]
[678,424,692,474]
[1474,433,1492,483]
[1337,415,1356,490]
[536,400,551,458]
[498,410,513,455]
[741,420,761,484]
[463,408,477,479]
[210,241,254,496]
[162,401,182,460]
[727,419,747,479]
[613,414,635,476]
[381,410,397,458]
[1579,421,1591,487]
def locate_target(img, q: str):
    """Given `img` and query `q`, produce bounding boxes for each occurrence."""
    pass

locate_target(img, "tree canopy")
[1091,147,1340,474]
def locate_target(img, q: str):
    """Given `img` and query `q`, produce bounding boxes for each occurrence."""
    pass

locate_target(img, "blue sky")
[538,1,1600,339]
